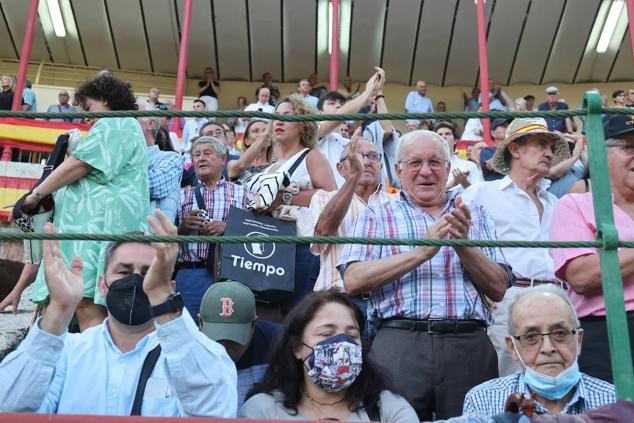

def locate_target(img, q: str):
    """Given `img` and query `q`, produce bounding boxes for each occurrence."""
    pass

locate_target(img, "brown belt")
[514,277,566,289]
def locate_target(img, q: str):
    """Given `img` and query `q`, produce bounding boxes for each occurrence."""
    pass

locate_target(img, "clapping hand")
[144,210,179,306]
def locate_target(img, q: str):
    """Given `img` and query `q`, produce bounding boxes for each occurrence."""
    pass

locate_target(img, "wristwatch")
[282,191,293,206]
[150,292,184,317]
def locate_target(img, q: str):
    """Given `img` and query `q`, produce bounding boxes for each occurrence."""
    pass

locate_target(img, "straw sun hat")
[491,117,568,175]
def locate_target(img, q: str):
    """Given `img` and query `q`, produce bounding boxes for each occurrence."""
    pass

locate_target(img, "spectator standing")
[22,79,36,111]
[244,87,275,115]
[462,118,569,377]
[0,214,238,417]
[463,286,615,416]
[20,75,150,331]
[182,99,209,163]
[200,281,281,408]
[0,75,23,110]
[549,114,634,383]
[143,87,166,111]
[239,290,419,422]
[297,79,319,109]
[260,72,280,104]
[230,95,250,135]
[46,90,78,123]
[339,75,361,100]
[626,88,634,107]
[198,67,220,111]
[479,79,510,111]
[340,130,511,420]
[310,136,398,331]
[538,87,573,133]
[139,116,184,224]
[479,118,510,181]
[175,136,252,319]
[434,121,482,192]
[547,133,588,199]
[463,87,481,112]
[404,80,434,128]
[308,73,328,99]
[228,120,272,185]
[612,90,627,108]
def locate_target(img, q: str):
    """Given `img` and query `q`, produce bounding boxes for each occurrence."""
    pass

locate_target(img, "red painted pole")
[12,0,39,111]
[475,0,492,145]
[174,0,193,111]
[329,0,340,91]
[626,0,634,67]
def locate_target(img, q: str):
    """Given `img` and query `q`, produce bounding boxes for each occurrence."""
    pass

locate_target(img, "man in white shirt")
[434,121,482,192]
[182,99,209,163]
[461,117,569,377]
[244,87,275,115]
[404,80,434,128]
[0,212,237,417]
[314,68,384,188]
[297,78,319,108]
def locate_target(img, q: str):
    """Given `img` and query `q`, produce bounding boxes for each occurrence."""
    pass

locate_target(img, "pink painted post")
[329,0,340,91]
[475,0,492,145]
[174,0,193,111]
[626,0,634,68]
[12,0,39,111]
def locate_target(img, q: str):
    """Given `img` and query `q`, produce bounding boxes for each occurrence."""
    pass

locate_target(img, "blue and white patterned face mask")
[303,334,363,392]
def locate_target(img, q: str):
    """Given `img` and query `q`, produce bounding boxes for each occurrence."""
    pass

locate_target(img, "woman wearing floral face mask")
[239,290,418,422]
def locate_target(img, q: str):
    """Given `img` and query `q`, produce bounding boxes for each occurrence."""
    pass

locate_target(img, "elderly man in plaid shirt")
[175,136,252,319]
[340,130,512,420]
[463,285,615,416]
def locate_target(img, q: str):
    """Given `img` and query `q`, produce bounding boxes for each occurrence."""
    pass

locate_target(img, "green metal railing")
[1,92,632,399]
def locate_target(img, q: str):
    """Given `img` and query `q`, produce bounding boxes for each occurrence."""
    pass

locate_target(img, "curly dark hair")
[246,290,391,415]
[74,75,137,111]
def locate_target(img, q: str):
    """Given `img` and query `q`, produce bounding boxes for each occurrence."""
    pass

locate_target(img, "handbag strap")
[130,344,162,416]
[286,148,310,177]
[38,134,69,184]
[194,185,206,211]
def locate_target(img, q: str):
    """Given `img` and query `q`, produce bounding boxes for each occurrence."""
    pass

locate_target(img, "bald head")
[508,286,579,336]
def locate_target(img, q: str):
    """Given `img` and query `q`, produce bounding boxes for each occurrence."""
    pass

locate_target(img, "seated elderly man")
[550,114,634,383]
[463,285,615,416]
[340,129,512,420]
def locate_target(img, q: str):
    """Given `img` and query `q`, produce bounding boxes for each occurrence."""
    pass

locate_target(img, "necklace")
[304,390,346,407]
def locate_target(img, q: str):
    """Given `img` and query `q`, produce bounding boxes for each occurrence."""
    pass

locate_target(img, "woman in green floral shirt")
[20,75,149,330]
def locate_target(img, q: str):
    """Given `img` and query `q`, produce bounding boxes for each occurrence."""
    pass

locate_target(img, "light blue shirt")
[0,309,237,417]
[404,91,434,125]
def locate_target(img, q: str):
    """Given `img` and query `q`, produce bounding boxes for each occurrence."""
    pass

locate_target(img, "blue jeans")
[289,244,320,308]
[175,267,212,322]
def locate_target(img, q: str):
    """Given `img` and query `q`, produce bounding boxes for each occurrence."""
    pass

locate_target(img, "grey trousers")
[370,325,498,421]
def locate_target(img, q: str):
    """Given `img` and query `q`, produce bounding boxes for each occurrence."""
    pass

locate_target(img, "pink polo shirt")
[549,193,634,317]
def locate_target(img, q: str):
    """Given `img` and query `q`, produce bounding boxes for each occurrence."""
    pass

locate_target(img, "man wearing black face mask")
[0,211,238,417]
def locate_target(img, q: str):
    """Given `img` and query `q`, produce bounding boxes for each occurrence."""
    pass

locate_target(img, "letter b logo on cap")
[219,297,235,317]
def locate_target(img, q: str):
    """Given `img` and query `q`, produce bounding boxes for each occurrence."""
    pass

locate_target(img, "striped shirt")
[463,371,616,416]
[177,178,252,263]
[338,190,511,325]
[309,186,399,291]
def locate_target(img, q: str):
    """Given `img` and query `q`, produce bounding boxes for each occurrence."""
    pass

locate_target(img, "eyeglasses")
[399,158,447,171]
[512,329,578,349]
[342,152,381,163]
[606,140,634,155]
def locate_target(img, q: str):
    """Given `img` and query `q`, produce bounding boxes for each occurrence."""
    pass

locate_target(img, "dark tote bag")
[220,206,296,303]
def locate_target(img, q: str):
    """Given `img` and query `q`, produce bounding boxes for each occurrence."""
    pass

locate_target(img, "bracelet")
[375,95,385,101]
[32,187,46,200]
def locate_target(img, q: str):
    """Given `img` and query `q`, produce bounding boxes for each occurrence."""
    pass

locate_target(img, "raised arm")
[318,69,381,138]
[227,123,273,180]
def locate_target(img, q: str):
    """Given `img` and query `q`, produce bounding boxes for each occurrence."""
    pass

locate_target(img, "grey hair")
[192,135,226,158]
[338,137,376,162]
[507,285,581,335]
[139,116,161,139]
[396,129,450,163]
[103,232,145,273]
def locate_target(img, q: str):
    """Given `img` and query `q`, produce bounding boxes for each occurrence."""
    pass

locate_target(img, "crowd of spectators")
[0,68,633,422]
